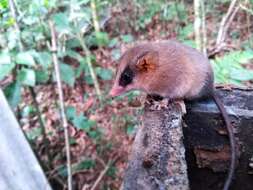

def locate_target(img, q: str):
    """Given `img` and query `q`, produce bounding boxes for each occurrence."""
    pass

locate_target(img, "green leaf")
[57,165,67,177]
[108,38,119,48]
[66,39,81,49]
[181,40,196,48]
[53,13,71,33]
[17,68,36,86]
[235,51,253,63]
[16,52,35,66]
[35,70,50,83]
[0,52,14,80]
[34,52,52,68]
[127,124,135,135]
[178,24,193,40]
[88,129,100,139]
[84,74,94,85]
[66,105,96,132]
[230,69,253,81]
[66,106,77,120]
[69,137,77,145]
[76,62,86,78]
[106,165,117,178]
[0,63,15,80]
[0,0,8,9]
[26,127,43,141]
[23,16,39,25]
[212,50,253,85]
[7,30,19,50]
[85,120,96,129]
[22,105,36,117]
[59,63,75,87]
[4,81,21,108]
[121,34,134,43]
[95,31,109,46]
[96,67,113,80]
[66,50,83,62]
[72,115,85,128]
[73,159,96,172]
[111,49,121,60]
[78,0,91,6]
[0,52,11,64]
[162,2,187,22]
[73,115,96,131]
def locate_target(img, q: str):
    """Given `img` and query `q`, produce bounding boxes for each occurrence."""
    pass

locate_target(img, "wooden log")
[184,87,253,190]
[122,101,189,190]
[123,87,253,190]
[0,90,52,190]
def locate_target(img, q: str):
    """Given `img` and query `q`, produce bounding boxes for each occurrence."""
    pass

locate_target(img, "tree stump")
[122,101,189,190]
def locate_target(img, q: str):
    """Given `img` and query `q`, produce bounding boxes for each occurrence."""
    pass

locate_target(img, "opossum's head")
[110,45,158,97]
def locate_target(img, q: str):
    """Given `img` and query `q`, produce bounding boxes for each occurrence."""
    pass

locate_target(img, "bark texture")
[123,101,189,190]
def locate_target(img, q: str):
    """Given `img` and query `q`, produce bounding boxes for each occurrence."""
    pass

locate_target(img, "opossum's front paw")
[174,100,186,114]
[146,98,169,110]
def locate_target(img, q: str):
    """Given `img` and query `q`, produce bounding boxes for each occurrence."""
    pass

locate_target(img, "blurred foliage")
[212,50,253,85]
[66,106,100,140]
[0,0,112,109]
[0,0,253,189]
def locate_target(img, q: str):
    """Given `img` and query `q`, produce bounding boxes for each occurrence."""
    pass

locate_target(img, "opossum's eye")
[119,66,134,87]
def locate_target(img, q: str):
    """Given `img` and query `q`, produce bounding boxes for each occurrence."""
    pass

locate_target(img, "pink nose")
[109,86,125,97]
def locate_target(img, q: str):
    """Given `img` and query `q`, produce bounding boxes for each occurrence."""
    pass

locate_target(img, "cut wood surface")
[0,90,52,190]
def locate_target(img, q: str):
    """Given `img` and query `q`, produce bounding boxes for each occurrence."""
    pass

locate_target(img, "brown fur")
[112,40,213,100]
[110,40,235,190]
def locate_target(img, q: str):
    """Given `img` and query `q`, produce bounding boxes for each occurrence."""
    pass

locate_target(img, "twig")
[77,33,102,102]
[8,0,24,51]
[240,3,253,15]
[194,0,202,52]
[239,0,253,47]
[46,166,66,189]
[174,0,181,35]
[90,159,113,190]
[28,87,51,158]
[216,0,239,46]
[49,21,72,190]
[201,0,207,56]
[194,0,207,55]
[29,87,46,135]
[91,0,103,50]
[91,0,101,34]
[244,0,253,47]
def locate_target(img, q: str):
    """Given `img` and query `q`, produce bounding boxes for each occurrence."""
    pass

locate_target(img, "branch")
[77,33,102,102]
[194,0,202,52]
[90,159,113,190]
[28,87,48,147]
[201,0,207,56]
[90,0,101,34]
[240,0,253,47]
[194,0,207,55]
[240,3,253,15]
[216,0,239,46]
[49,21,72,190]
[8,0,24,51]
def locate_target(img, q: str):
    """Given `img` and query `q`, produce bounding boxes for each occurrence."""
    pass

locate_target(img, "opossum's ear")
[136,51,158,72]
